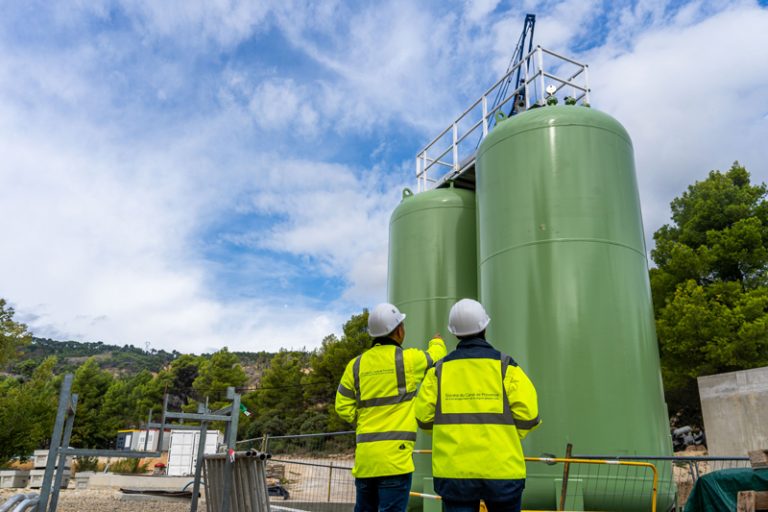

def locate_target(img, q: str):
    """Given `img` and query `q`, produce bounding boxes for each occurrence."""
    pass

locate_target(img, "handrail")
[412,451,658,512]
[415,46,590,191]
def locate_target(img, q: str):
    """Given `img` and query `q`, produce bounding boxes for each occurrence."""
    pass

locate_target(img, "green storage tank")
[387,186,478,511]
[475,106,674,511]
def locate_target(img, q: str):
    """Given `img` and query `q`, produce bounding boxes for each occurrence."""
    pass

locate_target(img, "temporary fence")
[239,432,665,511]
[572,453,751,510]
[16,375,752,512]
[204,451,271,512]
[413,450,659,512]
[236,431,754,512]
[573,453,750,483]
[237,431,356,510]
[529,456,660,512]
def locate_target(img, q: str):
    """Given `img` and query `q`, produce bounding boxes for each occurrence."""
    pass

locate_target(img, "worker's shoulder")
[500,352,519,367]
[342,354,361,371]
[423,365,438,378]
[401,345,431,357]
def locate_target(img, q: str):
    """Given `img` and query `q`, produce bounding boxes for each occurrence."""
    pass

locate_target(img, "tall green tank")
[387,185,478,511]
[476,106,674,511]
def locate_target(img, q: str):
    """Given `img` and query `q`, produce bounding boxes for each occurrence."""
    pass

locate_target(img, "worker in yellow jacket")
[336,303,447,512]
[415,299,540,512]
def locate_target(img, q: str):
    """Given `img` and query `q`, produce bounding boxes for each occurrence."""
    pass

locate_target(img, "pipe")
[244,450,271,460]
[0,494,36,512]
[11,497,39,512]
[182,480,202,492]
[205,450,271,460]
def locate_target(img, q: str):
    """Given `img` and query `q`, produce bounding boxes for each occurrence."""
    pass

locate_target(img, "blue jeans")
[354,473,412,512]
[442,496,522,512]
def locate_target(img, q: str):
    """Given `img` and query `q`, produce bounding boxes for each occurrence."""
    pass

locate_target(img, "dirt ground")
[0,488,202,512]
[673,445,710,508]
[1,447,714,510]
[0,455,357,511]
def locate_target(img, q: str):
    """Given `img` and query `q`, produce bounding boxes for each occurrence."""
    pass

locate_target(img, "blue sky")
[2,0,767,353]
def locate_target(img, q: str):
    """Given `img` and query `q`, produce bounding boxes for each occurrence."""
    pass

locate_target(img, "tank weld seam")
[391,204,475,223]
[480,237,645,264]
[393,296,470,307]
[477,123,632,158]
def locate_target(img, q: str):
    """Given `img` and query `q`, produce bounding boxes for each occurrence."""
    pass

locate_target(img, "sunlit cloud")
[1,0,766,353]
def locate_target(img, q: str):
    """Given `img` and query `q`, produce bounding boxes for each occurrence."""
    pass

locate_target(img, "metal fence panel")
[239,432,356,511]
[204,452,271,512]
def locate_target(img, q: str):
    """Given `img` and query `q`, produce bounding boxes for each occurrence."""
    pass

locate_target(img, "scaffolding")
[26,373,253,512]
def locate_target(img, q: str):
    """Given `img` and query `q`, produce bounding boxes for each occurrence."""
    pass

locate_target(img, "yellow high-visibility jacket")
[414,337,540,501]
[335,336,447,478]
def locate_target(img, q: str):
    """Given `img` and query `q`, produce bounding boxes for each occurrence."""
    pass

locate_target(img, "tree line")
[0,162,766,463]
[0,303,373,462]
[651,162,768,424]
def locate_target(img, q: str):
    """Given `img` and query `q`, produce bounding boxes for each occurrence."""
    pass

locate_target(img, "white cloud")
[267,1,487,133]
[227,158,398,304]
[2,0,767,356]
[585,3,768,244]
[0,111,357,352]
[248,79,321,137]
[526,0,602,52]
[464,0,502,24]
[115,0,274,48]
[0,32,393,352]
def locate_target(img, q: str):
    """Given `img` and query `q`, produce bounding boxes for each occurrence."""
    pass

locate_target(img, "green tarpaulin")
[685,468,768,512]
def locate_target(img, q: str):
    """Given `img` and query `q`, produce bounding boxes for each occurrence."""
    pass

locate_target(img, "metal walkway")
[415,46,590,192]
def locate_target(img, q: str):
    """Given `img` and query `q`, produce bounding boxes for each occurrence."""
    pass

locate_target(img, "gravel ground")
[0,488,203,512]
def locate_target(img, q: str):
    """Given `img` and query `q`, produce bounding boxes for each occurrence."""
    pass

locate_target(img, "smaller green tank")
[387,185,478,510]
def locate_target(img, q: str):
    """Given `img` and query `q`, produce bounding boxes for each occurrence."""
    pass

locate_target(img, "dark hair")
[457,329,485,340]
[387,322,405,337]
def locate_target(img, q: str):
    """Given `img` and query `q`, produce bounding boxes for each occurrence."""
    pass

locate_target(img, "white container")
[167,429,221,476]
[0,469,30,488]
[29,469,70,488]
[74,471,94,489]
[32,450,72,469]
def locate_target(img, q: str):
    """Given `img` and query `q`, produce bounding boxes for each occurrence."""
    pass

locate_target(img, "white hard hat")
[368,303,406,337]
[448,299,490,336]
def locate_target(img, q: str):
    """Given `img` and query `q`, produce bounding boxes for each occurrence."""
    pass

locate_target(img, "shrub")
[107,458,150,474]
[73,456,100,473]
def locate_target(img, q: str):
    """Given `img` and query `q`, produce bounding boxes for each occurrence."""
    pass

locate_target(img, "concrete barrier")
[29,469,69,489]
[0,470,29,489]
[86,473,193,491]
[32,450,72,469]
[699,366,768,456]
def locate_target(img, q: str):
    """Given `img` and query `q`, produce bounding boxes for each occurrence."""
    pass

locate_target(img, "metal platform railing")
[415,45,590,191]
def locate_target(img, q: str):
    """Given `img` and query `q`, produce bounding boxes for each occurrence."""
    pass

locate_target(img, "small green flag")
[239,404,251,417]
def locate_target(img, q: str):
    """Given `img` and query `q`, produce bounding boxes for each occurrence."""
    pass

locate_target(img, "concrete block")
[86,473,193,491]
[699,366,768,456]
[0,470,30,488]
[29,469,70,488]
[75,471,95,489]
[32,449,72,469]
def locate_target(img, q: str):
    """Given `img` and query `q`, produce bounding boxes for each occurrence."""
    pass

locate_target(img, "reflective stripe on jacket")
[414,337,540,500]
[335,336,447,478]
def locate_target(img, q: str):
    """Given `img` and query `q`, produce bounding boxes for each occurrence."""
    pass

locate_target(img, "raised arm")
[335,358,358,425]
